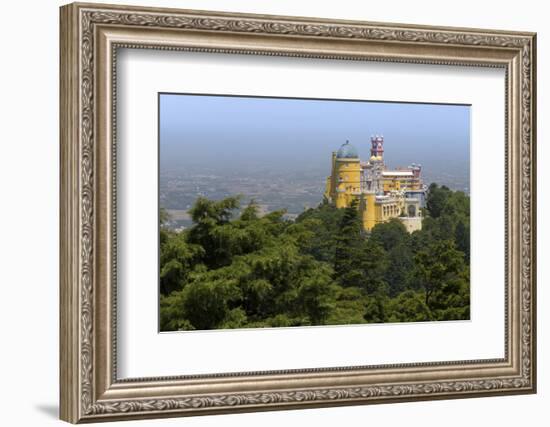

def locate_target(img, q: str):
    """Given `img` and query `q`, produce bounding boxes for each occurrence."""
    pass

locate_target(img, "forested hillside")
[160,183,470,331]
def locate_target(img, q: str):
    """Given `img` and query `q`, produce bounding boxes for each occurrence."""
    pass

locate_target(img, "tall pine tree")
[333,199,363,287]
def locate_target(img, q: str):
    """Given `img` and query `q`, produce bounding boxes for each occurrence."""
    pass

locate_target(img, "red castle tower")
[370,135,384,159]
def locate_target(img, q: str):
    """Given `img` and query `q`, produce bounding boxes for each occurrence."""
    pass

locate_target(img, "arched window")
[408,205,416,217]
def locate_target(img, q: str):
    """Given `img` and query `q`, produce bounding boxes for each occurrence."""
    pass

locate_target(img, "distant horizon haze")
[160,93,470,184]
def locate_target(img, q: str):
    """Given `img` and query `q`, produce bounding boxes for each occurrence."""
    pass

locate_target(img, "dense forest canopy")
[160,183,470,331]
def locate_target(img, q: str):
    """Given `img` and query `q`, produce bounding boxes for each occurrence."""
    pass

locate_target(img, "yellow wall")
[335,191,348,209]
[328,158,361,208]
[382,176,423,192]
[362,198,406,231]
[362,193,377,231]
[330,152,337,198]
[335,159,361,197]
[383,179,401,192]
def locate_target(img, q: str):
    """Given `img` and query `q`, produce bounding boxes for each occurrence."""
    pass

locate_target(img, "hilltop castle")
[324,136,425,233]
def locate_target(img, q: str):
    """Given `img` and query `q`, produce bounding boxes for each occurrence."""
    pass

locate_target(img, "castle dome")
[336,141,359,159]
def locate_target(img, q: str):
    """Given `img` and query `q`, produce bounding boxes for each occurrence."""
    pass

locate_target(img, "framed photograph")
[60,2,537,423]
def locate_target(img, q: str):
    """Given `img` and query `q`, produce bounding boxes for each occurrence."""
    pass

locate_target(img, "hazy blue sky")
[159,93,470,180]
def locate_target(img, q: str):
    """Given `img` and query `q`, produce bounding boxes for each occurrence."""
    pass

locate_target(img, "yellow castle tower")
[361,192,377,231]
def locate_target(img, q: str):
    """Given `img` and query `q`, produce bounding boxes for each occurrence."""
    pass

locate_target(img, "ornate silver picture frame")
[60,2,536,423]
